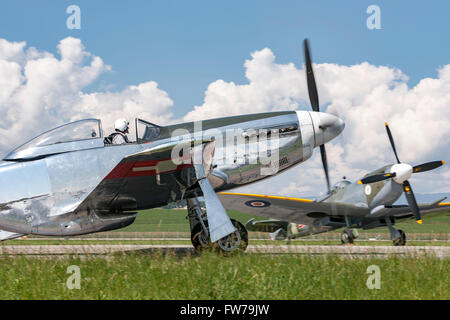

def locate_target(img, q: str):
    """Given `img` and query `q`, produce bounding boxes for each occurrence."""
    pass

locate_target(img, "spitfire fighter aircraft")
[0,40,344,253]
[219,123,448,246]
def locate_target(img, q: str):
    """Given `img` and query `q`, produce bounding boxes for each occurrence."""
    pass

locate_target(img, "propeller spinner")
[358,122,445,223]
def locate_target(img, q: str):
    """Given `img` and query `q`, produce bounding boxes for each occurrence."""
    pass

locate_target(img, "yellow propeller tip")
[358,180,363,185]
[384,122,388,126]
[417,220,423,225]
[442,161,446,165]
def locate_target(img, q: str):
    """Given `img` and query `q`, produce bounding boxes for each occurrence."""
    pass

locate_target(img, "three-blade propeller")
[303,39,331,193]
[359,122,445,223]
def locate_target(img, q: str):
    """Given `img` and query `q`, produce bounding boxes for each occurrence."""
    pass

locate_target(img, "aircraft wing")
[77,139,215,212]
[218,192,369,226]
[385,198,450,219]
[0,229,24,241]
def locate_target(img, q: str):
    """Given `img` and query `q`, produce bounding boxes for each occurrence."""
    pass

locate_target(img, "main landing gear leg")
[187,143,248,253]
[341,228,355,245]
[386,217,406,246]
[187,197,211,251]
[341,216,358,245]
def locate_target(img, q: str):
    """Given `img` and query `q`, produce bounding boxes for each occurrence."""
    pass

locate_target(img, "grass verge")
[0,253,447,299]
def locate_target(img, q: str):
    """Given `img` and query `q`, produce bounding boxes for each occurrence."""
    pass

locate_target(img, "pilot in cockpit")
[106,118,130,144]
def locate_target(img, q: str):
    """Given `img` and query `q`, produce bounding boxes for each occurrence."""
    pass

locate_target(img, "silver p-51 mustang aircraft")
[219,123,448,246]
[0,40,345,253]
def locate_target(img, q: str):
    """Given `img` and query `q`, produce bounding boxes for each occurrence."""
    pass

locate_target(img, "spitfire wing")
[218,192,369,226]
[386,198,450,219]
[219,193,449,226]
[77,139,215,212]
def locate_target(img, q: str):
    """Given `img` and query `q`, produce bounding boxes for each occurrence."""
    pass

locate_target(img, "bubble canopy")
[4,119,103,161]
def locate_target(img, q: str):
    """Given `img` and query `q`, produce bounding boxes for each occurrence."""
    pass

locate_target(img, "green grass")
[115,208,450,242]
[359,211,450,234]
[118,209,258,232]
[0,253,447,299]
[118,208,450,234]
[2,208,446,244]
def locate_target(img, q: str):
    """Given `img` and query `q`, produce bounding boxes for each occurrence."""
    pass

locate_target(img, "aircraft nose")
[309,112,345,147]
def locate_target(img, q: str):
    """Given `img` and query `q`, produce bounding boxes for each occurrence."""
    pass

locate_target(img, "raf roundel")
[245,200,271,208]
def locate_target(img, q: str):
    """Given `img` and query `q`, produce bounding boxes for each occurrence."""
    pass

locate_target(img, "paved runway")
[1,245,448,258]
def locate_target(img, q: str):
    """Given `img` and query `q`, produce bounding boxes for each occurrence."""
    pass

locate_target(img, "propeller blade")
[413,160,445,173]
[358,172,396,184]
[304,39,330,193]
[384,122,401,164]
[402,180,422,224]
[303,39,319,112]
[320,145,331,193]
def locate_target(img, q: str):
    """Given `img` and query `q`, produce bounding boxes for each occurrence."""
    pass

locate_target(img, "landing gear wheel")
[191,219,248,253]
[393,229,406,246]
[215,219,248,254]
[341,228,355,245]
[191,222,212,251]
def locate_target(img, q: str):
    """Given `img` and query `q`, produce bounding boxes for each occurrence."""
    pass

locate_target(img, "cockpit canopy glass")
[332,180,351,190]
[12,119,102,153]
[136,118,161,143]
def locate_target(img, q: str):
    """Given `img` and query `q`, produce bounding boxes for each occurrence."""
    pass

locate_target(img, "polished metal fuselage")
[0,111,320,236]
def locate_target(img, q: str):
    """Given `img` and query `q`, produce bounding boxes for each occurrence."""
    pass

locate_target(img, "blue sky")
[0,1,449,196]
[0,0,449,119]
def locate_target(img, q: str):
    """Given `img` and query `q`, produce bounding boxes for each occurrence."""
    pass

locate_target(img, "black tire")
[191,221,211,251]
[393,229,406,246]
[216,219,248,253]
[341,228,354,244]
[191,219,248,253]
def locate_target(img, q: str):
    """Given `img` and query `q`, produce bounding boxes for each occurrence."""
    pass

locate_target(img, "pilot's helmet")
[115,118,129,133]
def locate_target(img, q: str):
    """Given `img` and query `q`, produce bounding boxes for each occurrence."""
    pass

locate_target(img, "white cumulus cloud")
[185,47,450,195]
[0,38,448,195]
[0,37,173,156]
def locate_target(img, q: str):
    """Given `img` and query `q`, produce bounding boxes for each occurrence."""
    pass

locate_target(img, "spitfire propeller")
[358,122,445,223]
[303,39,331,193]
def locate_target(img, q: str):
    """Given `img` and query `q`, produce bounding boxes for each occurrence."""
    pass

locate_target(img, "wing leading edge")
[218,192,369,226]
[385,198,450,219]
[219,193,450,227]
